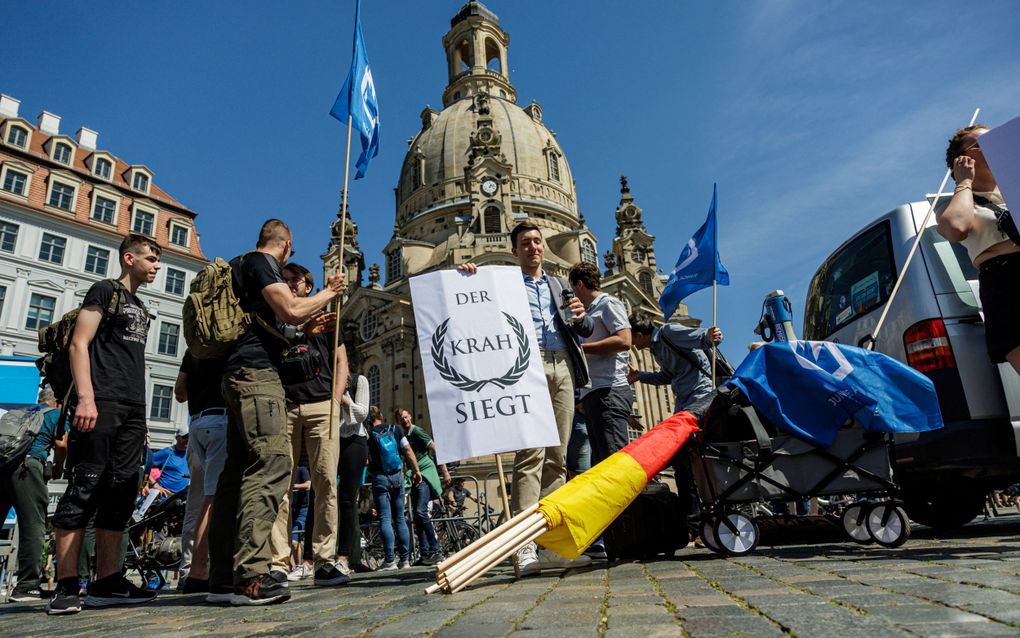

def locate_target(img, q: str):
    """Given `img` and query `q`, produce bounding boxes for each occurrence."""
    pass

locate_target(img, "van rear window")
[804,221,897,339]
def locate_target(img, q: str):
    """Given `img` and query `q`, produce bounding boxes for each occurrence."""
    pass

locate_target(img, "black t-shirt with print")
[180,351,226,415]
[82,279,149,406]
[224,252,288,373]
[283,328,345,405]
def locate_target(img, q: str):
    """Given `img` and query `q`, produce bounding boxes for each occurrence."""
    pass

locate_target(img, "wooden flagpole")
[493,454,521,578]
[867,108,980,350]
[328,114,355,439]
[711,280,718,386]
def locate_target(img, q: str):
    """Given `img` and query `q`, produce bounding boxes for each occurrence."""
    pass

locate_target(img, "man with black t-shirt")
[207,219,346,606]
[268,262,350,587]
[47,234,161,615]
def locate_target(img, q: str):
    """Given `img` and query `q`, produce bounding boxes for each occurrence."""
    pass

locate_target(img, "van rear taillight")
[903,319,956,372]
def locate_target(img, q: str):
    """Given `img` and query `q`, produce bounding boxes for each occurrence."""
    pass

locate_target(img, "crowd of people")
[1,216,724,616]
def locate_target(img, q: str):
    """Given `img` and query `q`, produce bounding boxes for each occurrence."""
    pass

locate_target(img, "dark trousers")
[336,435,368,557]
[0,458,48,589]
[209,368,291,586]
[411,481,440,556]
[581,385,634,465]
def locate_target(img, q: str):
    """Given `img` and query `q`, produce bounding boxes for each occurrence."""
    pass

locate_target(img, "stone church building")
[321,1,701,453]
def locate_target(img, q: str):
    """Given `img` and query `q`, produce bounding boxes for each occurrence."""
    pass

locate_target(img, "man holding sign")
[452,222,594,575]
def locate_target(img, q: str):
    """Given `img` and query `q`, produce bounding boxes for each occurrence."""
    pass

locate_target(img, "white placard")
[409,266,559,464]
[978,115,1020,211]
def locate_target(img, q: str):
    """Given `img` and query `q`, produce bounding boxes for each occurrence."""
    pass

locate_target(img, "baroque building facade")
[0,93,208,447]
[322,1,698,448]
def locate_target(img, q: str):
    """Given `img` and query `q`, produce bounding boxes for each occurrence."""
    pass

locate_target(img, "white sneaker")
[379,560,398,571]
[537,547,592,570]
[287,564,312,581]
[398,559,411,569]
[516,542,541,577]
[334,559,352,577]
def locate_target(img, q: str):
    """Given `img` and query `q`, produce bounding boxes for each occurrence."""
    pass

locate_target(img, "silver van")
[803,196,1020,528]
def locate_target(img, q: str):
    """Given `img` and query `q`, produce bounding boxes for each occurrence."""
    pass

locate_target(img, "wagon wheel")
[866,503,911,548]
[699,517,722,554]
[713,512,759,556]
[841,503,874,544]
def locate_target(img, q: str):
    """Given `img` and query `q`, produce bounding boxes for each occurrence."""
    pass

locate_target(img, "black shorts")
[978,252,1020,363]
[51,400,147,531]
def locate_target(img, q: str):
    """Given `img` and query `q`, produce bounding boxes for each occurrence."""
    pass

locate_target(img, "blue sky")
[4,0,1019,362]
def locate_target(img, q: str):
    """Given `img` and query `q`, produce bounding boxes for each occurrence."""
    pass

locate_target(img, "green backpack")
[183,255,288,359]
[36,279,136,405]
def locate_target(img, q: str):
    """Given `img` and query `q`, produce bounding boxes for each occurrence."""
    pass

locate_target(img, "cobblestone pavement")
[4,513,1020,637]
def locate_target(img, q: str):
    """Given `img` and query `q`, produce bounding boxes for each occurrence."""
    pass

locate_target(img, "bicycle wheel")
[866,504,910,548]
[453,521,480,551]
[360,523,386,571]
[841,503,874,544]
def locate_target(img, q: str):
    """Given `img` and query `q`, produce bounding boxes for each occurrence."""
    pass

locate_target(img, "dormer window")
[548,151,561,182]
[133,172,149,193]
[386,249,403,283]
[6,125,28,149]
[94,157,112,180]
[53,142,73,165]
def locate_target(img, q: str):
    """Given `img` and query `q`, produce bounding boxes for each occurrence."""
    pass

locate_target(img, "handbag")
[278,344,323,385]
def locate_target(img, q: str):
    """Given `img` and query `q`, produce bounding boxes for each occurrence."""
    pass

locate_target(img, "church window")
[581,239,597,265]
[483,206,501,234]
[360,313,377,340]
[548,153,560,182]
[485,38,501,73]
[367,365,381,407]
[387,249,403,283]
[457,39,472,71]
[639,272,654,294]
[411,155,424,190]
[632,246,646,263]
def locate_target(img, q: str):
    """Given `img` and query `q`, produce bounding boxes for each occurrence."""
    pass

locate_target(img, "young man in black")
[47,234,161,615]
[207,219,345,606]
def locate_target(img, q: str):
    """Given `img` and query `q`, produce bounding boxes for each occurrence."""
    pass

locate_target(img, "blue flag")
[726,342,944,447]
[330,0,379,179]
[659,184,729,320]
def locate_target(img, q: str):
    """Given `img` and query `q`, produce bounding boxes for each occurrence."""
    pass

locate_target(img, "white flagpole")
[328,114,354,439]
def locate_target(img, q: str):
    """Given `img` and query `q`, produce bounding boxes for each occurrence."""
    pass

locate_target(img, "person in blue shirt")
[149,424,190,496]
[1,388,67,602]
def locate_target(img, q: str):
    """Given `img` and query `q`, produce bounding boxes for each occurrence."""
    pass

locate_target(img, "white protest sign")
[979,115,1020,211]
[409,266,559,464]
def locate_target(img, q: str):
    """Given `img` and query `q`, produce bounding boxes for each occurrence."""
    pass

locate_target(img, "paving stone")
[681,613,787,637]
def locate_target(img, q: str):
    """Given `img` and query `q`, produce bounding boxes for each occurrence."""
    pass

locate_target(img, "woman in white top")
[937,124,1020,374]
[335,370,369,574]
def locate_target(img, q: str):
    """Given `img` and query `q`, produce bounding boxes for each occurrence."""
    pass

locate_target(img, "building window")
[0,286,5,321]
[1,168,27,196]
[386,249,402,282]
[411,157,423,190]
[158,322,180,356]
[581,239,597,265]
[165,268,186,296]
[150,384,173,420]
[92,195,117,224]
[548,153,560,182]
[632,246,646,263]
[360,313,377,341]
[132,172,149,193]
[85,246,110,275]
[6,126,28,148]
[0,222,17,252]
[367,365,381,407]
[48,181,76,211]
[639,272,654,294]
[53,142,73,165]
[94,157,112,180]
[39,233,66,265]
[26,293,56,330]
[483,206,502,234]
[169,223,189,247]
[133,209,155,236]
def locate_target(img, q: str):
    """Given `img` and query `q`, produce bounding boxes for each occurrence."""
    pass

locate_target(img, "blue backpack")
[371,424,403,475]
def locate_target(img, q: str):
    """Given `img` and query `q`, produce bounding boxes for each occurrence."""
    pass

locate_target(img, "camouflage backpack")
[183,255,288,359]
[36,279,136,405]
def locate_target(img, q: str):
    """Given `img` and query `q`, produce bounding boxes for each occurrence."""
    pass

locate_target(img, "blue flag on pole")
[659,184,729,320]
[330,0,379,179]
[726,341,944,447]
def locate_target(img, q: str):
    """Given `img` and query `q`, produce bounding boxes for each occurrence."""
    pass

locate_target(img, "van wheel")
[902,488,984,529]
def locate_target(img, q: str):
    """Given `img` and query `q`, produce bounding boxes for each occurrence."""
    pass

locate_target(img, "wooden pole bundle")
[425,502,547,594]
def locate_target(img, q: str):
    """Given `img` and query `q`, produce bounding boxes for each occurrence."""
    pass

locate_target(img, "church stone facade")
[321,1,699,449]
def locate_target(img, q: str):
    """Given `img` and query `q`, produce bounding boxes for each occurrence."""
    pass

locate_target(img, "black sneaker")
[205,584,236,604]
[313,564,351,587]
[85,574,157,607]
[181,577,209,594]
[420,552,442,566]
[231,573,290,606]
[46,581,81,615]
[10,585,42,602]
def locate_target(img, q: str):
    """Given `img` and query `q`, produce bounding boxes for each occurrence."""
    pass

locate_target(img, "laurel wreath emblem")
[431,312,531,392]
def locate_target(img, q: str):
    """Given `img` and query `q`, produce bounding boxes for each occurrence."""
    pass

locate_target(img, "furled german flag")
[535,412,700,559]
